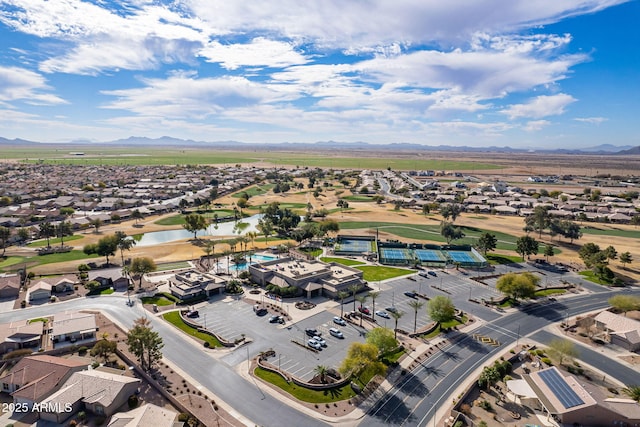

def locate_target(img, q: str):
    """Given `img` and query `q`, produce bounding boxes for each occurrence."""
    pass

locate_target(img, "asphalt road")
[360,289,640,426]
[2,297,327,427]
[5,283,637,427]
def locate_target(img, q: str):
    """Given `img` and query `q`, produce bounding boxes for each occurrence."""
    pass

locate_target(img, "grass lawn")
[341,195,376,202]
[156,261,192,271]
[485,253,523,265]
[28,235,84,247]
[299,247,322,257]
[578,270,616,285]
[162,311,222,348]
[88,288,115,296]
[421,316,467,339]
[320,257,365,266]
[25,250,99,267]
[0,256,25,271]
[141,295,176,306]
[28,318,48,324]
[232,184,275,198]
[581,226,640,239]
[355,265,414,281]
[254,368,357,403]
[534,289,567,297]
[154,209,240,226]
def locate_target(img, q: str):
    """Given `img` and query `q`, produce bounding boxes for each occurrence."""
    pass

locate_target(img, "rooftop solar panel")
[538,369,584,409]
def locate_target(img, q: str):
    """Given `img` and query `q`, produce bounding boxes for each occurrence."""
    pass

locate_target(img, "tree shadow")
[423,365,443,378]
[367,393,417,425]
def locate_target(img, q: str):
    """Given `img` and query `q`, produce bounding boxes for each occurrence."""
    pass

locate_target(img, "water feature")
[218,253,278,272]
[136,214,264,247]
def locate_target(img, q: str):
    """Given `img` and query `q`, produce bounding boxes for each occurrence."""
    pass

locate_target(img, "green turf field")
[12,146,500,170]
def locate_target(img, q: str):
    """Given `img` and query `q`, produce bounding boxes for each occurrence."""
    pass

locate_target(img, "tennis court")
[336,238,375,253]
[414,249,447,262]
[448,251,477,263]
[379,247,413,264]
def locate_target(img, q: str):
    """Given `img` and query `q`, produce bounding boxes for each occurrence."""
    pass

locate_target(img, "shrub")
[178,413,190,422]
[541,357,553,365]
[203,341,210,348]
[2,349,33,360]
[478,400,492,411]
[77,346,88,355]
[453,422,463,427]
[128,395,139,409]
[478,421,488,427]
[20,300,26,308]
[91,361,100,369]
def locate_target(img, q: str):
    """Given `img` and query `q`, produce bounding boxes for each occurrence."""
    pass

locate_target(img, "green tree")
[183,213,207,239]
[0,226,10,257]
[38,221,55,248]
[115,231,136,266]
[531,205,551,237]
[579,242,602,268]
[407,300,424,333]
[440,203,462,223]
[441,221,465,244]
[496,272,539,301]
[256,218,274,244]
[130,257,157,288]
[366,327,398,355]
[515,235,538,260]
[56,221,72,247]
[544,244,555,262]
[126,317,164,371]
[314,365,329,383]
[90,339,117,364]
[547,338,578,366]
[476,232,497,256]
[337,291,349,318]
[368,291,380,322]
[608,294,640,316]
[619,251,633,269]
[89,217,102,233]
[622,385,640,402]
[427,295,456,326]
[131,209,144,225]
[356,294,369,327]
[96,234,119,266]
[389,310,404,339]
[339,342,386,379]
[478,366,501,389]
[603,245,618,262]
[349,283,361,312]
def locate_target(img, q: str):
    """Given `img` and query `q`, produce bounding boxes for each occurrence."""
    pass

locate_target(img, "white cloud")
[0,65,66,105]
[198,37,308,70]
[501,93,576,119]
[523,120,551,132]
[574,116,608,124]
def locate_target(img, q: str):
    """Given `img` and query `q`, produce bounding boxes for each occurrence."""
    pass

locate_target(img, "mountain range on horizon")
[0,136,637,155]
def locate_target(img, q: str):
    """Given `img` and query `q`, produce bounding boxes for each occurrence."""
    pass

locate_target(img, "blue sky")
[0,0,638,148]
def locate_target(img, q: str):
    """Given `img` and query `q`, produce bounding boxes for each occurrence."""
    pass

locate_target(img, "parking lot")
[189,263,582,382]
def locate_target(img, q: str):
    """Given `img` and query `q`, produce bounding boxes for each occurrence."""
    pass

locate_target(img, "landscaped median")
[162,311,224,348]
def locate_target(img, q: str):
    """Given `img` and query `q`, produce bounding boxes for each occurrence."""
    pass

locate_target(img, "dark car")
[428,270,437,277]
[305,328,320,337]
[269,315,284,324]
[255,307,268,316]
[386,306,398,313]
[419,272,430,278]
[186,310,199,318]
[404,291,417,298]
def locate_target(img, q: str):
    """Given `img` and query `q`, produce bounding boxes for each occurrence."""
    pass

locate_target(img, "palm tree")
[337,291,349,318]
[622,385,640,402]
[369,291,380,321]
[390,310,405,339]
[355,295,369,327]
[203,240,215,269]
[314,365,329,384]
[408,300,425,333]
[239,235,250,253]
[222,249,232,275]
[349,284,361,312]
[115,231,136,266]
[246,231,258,249]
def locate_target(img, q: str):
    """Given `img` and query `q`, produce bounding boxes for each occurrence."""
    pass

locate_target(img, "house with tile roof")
[106,402,179,427]
[50,312,98,348]
[0,354,87,409]
[0,320,42,355]
[39,369,141,424]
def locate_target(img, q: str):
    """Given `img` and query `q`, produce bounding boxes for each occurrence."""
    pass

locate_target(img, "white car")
[333,316,347,326]
[329,328,344,339]
[312,336,327,347]
[375,310,390,319]
[307,339,322,350]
